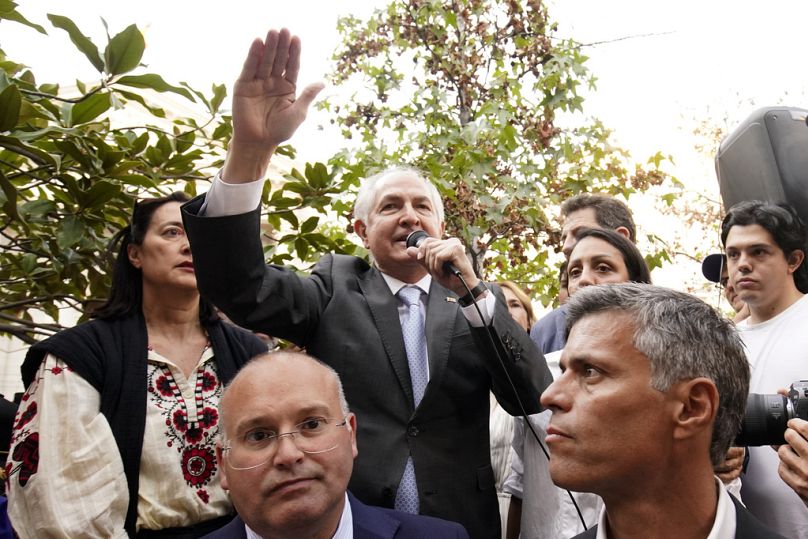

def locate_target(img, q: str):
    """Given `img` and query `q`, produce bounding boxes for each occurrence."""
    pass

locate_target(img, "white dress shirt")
[593,477,737,539]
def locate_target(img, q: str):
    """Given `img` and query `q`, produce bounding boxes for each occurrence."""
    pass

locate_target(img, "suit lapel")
[358,268,414,407]
[419,280,458,411]
[350,492,401,539]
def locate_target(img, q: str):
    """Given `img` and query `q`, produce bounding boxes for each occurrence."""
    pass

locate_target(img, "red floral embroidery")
[199,407,218,429]
[155,376,174,397]
[12,433,39,487]
[173,410,188,431]
[49,366,62,375]
[196,489,209,504]
[181,446,216,487]
[200,372,217,392]
[185,425,203,444]
[14,402,37,431]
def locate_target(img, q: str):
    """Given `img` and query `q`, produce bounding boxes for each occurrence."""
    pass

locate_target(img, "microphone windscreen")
[405,230,429,249]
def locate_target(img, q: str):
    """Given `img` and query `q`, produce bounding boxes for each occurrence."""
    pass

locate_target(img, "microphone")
[405,230,461,277]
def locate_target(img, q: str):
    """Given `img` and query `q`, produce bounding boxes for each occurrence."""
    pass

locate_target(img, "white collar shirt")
[594,477,736,539]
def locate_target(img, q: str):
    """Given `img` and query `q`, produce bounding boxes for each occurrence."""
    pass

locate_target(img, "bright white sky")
[3,0,807,293]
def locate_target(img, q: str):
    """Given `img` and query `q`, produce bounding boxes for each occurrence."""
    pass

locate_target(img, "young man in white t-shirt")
[722,200,808,538]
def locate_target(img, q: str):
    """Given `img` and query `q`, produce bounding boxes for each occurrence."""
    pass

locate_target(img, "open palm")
[231,29,323,149]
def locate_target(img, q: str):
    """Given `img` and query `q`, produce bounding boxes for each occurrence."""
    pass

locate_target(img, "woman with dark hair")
[7,193,266,538]
[565,227,652,296]
[505,228,651,539]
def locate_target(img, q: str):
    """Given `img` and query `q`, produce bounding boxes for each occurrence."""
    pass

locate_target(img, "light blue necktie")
[394,285,428,513]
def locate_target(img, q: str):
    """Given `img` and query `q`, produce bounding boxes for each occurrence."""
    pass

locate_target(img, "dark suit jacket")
[183,199,552,539]
[571,494,787,539]
[202,492,469,538]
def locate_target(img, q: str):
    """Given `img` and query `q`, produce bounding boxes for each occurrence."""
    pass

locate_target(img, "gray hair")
[219,351,351,442]
[565,283,749,466]
[353,166,445,224]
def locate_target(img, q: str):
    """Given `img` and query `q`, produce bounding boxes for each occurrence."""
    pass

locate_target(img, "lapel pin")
[445,296,457,303]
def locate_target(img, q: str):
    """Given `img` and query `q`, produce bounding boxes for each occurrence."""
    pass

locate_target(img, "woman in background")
[7,193,266,538]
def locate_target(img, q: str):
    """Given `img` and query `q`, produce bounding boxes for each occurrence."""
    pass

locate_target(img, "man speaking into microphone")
[181,28,551,538]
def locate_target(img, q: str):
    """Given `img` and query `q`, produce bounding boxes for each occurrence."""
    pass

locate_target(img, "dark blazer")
[571,494,787,539]
[202,492,469,538]
[183,199,552,539]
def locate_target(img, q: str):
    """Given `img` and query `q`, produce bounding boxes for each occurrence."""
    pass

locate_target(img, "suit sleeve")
[470,283,553,416]
[182,196,332,346]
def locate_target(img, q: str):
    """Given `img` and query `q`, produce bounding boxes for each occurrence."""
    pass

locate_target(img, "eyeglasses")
[222,416,350,470]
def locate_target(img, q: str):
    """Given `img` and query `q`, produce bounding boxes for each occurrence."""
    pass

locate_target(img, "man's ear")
[787,249,805,274]
[347,413,359,459]
[615,226,631,240]
[127,243,142,269]
[354,220,369,248]
[215,443,230,491]
[671,378,719,442]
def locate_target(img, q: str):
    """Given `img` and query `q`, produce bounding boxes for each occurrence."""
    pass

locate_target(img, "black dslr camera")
[735,381,808,446]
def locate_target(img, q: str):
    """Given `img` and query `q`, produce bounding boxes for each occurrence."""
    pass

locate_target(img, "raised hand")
[224,28,324,183]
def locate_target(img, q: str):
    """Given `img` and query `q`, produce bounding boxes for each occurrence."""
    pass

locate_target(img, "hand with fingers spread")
[223,28,324,183]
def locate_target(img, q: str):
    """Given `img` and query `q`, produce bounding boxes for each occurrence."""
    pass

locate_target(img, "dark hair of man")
[92,192,218,323]
[720,200,808,293]
[573,227,652,285]
[565,283,750,466]
[561,193,637,243]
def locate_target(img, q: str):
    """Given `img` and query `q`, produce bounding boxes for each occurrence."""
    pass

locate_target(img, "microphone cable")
[405,230,588,530]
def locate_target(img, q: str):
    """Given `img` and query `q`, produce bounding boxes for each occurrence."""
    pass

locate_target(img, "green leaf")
[70,92,111,125]
[56,215,85,249]
[115,89,166,117]
[104,24,145,76]
[0,170,20,221]
[116,74,195,102]
[20,199,56,218]
[0,83,21,131]
[210,83,226,113]
[3,5,46,34]
[47,14,104,71]
[300,216,319,234]
[80,180,121,209]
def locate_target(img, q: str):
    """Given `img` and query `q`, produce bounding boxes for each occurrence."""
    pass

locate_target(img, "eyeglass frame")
[221,415,352,471]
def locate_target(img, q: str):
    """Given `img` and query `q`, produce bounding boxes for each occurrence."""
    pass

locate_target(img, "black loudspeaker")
[715,106,808,224]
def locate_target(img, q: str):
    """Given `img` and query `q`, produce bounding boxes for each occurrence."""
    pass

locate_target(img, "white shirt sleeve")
[460,290,496,327]
[7,355,129,539]
[199,171,265,217]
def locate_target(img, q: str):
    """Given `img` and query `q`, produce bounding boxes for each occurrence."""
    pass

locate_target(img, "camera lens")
[735,393,792,446]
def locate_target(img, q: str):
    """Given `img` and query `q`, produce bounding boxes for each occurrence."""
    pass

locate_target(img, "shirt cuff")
[461,290,495,327]
[199,171,265,217]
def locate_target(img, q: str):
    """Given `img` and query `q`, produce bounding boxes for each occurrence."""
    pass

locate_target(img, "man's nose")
[562,237,576,258]
[272,433,305,468]
[399,203,421,226]
[540,376,569,411]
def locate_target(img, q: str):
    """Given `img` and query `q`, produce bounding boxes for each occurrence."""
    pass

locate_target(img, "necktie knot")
[398,286,422,308]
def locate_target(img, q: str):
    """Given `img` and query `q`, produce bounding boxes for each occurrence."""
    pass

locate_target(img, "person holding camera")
[721,200,808,537]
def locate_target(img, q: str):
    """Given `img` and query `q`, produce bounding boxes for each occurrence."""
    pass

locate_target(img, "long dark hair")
[91,192,218,323]
[571,227,652,285]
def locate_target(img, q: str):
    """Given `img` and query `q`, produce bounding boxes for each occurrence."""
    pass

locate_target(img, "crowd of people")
[3,27,808,539]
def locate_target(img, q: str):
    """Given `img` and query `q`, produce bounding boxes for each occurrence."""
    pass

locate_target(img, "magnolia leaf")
[47,14,104,71]
[104,24,145,76]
